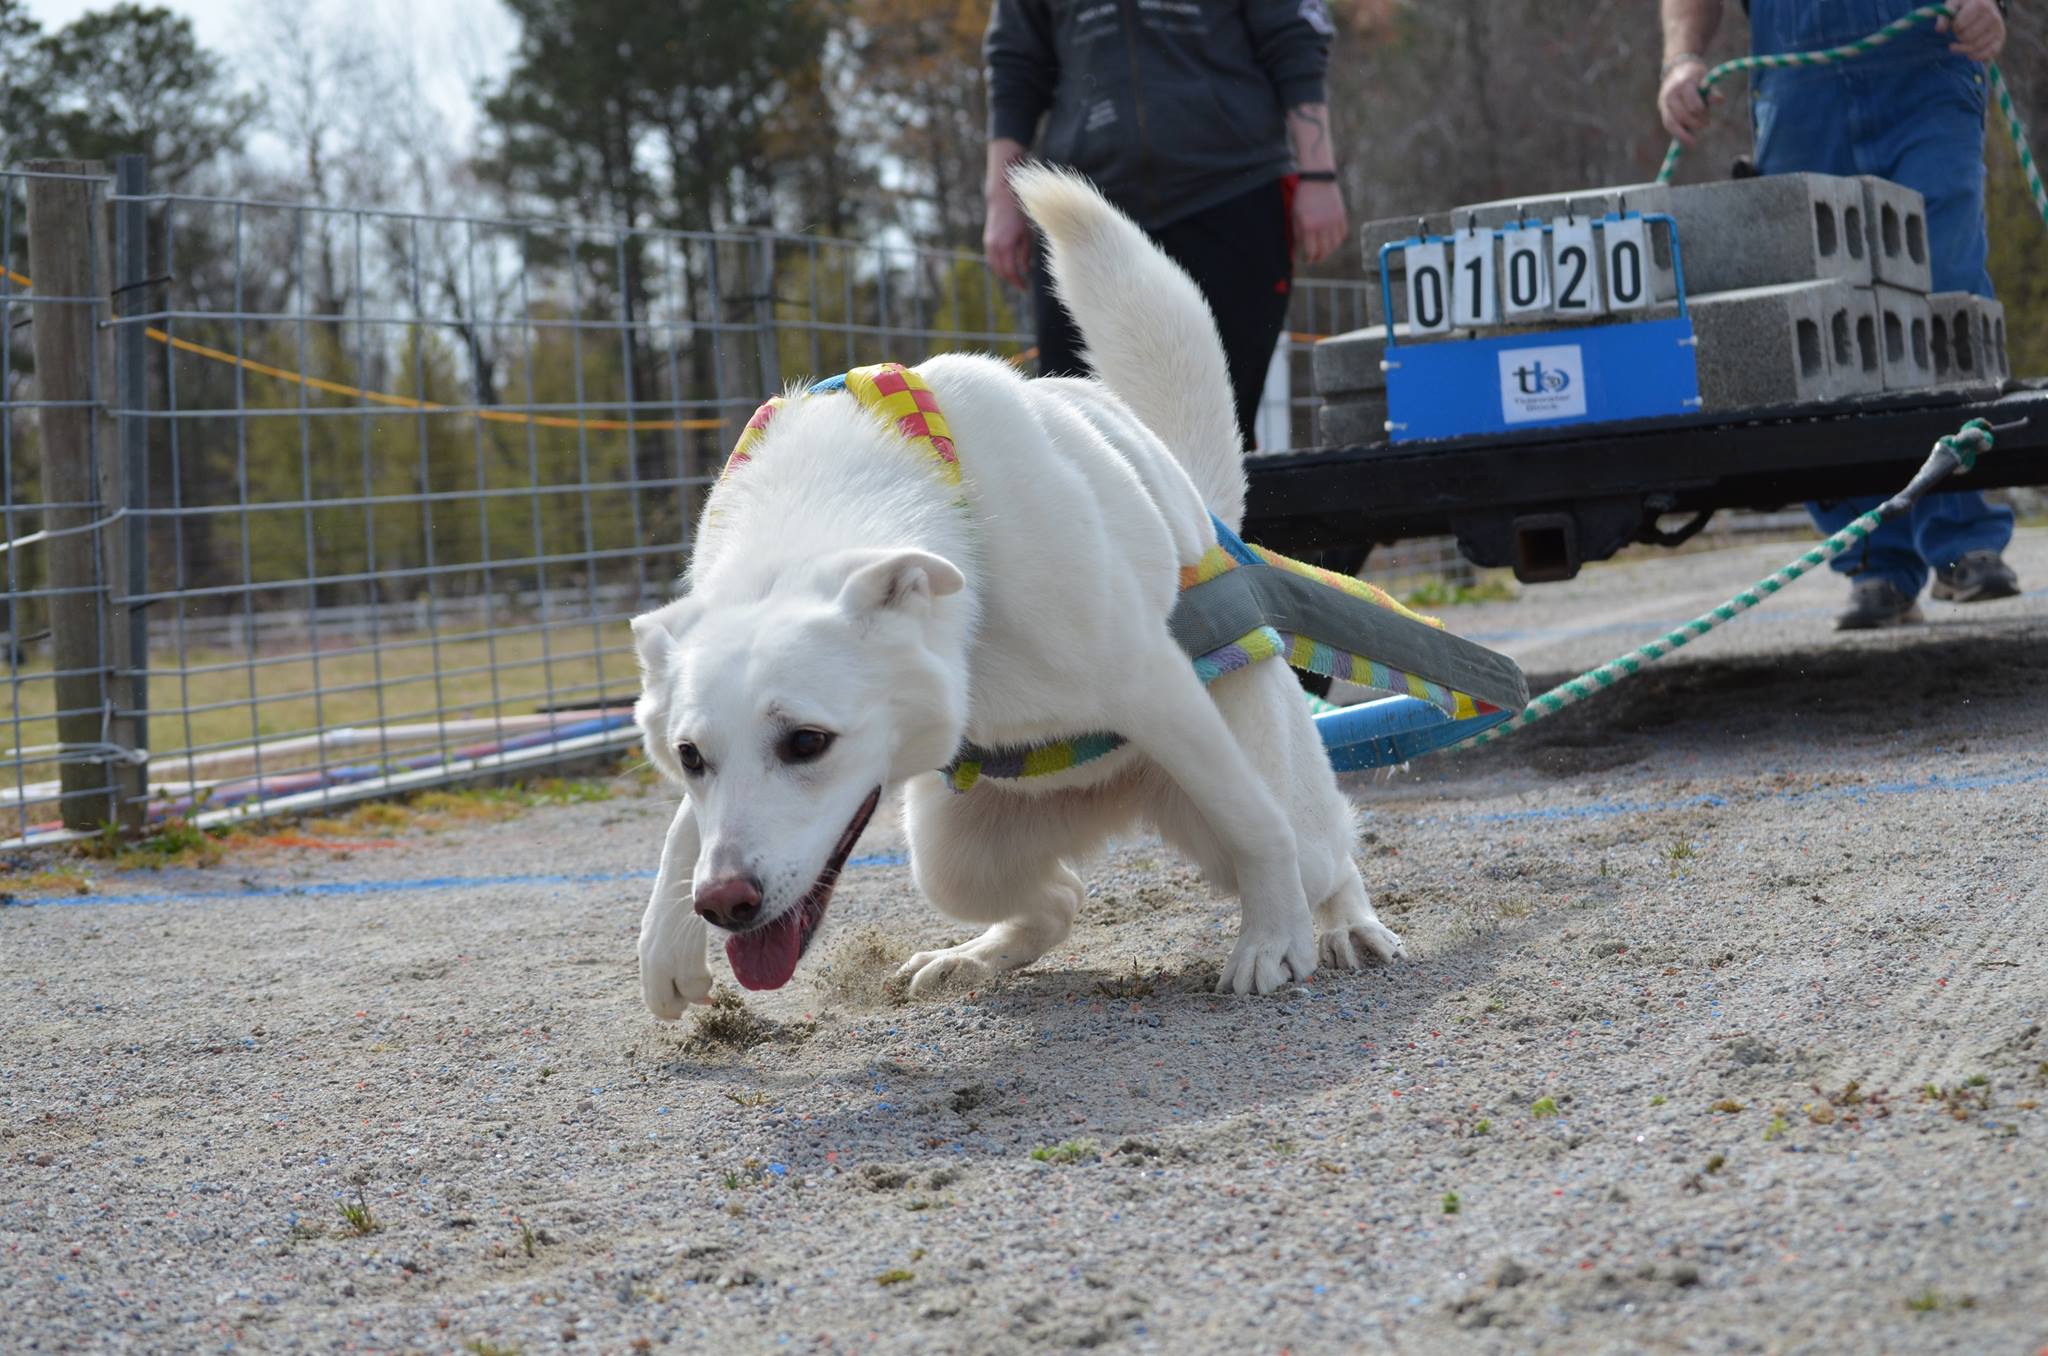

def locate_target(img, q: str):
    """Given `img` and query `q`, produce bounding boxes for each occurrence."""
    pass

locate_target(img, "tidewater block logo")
[1497,345,1588,424]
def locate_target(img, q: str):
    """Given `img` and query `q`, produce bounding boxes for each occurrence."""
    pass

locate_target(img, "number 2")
[1557,247,1589,309]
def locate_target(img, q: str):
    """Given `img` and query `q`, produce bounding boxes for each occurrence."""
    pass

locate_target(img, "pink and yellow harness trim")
[724,362,960,485]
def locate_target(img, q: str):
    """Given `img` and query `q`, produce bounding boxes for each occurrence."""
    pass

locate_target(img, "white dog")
[630,166,1404,1015]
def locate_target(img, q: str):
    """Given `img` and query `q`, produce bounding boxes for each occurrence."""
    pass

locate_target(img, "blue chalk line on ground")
[12,761,2042,910]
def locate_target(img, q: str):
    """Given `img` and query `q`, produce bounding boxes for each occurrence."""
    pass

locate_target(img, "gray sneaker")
[1835,578,1924,631]
[1929,550,2021,603]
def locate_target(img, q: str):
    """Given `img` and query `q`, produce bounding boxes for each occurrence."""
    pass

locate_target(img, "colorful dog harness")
[715,363,1529,791]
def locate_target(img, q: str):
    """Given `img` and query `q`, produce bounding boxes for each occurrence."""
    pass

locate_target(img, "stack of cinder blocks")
[1318,173,2008,444]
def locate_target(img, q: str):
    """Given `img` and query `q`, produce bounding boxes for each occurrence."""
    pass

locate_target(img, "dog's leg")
[1226,660,1408,972]
[894,775,1116,996]
[1117,648,1316,995]
[639,799,712,1019]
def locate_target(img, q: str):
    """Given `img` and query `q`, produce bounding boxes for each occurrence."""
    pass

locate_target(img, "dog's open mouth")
[725,786,881,991]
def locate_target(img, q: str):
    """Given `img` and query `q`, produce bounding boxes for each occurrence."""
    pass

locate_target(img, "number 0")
[1413,266,1445,328]
[1610,240,1642,304]
[1509,251,1539,308]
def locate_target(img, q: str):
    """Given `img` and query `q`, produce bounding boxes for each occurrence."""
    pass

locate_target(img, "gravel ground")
[4,528,2046,1355]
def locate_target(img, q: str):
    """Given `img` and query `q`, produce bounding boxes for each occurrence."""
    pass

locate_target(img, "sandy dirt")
[4,528,2046,1355]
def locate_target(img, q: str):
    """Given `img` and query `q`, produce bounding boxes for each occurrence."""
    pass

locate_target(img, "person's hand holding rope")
[1657,51,1716,147]
[1939,0,2006,62]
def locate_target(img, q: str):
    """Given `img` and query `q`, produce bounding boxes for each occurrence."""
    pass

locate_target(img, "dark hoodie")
[985,0,1333,230]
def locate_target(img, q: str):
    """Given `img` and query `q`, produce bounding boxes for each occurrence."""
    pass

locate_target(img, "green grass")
[1441,1191,1461,1214]
[1401,575,1517,609]
[1530,1096,1559,1118]
[338,1187,377,1235]
[1028,1139,1098,1165]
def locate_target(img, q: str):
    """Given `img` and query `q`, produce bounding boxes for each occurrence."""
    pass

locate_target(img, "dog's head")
[631,546,966,990]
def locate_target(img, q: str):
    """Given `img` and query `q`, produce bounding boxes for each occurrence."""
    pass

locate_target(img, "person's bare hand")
[1939,0,2005,63]
[1658,57,1713,146]
[1292,180,1349,265]
[983,187,1033,291]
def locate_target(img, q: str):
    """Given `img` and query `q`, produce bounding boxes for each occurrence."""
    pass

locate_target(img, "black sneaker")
[1835,579,1924,631]
[1929,550,2021,604]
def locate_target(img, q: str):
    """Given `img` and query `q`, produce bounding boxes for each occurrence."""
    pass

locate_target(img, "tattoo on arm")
[1288,103,1334,171]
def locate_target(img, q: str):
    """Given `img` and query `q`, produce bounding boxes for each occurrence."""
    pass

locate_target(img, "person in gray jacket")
[982,0,1349,449]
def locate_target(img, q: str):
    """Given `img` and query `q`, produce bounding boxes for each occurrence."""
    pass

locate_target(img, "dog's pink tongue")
[726,911,804,991]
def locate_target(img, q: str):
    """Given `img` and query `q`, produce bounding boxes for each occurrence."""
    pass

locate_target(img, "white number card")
[1550,216,1604,316]
[1452,229,1498,327]
[1404,240,1451,334]
[1500,223,1551,317]
[1602,216,1651,311]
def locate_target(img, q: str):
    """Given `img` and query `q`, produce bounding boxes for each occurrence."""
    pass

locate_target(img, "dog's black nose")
[694,874,763,929]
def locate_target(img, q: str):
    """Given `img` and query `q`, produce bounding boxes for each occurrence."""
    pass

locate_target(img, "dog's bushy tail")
[1010,164,1247,530]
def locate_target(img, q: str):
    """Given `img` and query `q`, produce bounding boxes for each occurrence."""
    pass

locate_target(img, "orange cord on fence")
[3,267,1321,420]
[4,264,725,432]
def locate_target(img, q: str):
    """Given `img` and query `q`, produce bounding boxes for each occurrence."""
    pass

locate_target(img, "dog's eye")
[780,728,835,764]
[676,741,705,775]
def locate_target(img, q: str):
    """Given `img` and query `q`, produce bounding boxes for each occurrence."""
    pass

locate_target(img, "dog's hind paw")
[895,946,1000,997]
[1218,920,1317,996]
[895,920,1056,997]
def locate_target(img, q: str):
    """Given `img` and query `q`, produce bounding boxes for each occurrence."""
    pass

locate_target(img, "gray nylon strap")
[1167,563,1529,713]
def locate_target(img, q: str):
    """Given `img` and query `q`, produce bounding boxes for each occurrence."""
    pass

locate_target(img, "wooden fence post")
[25,159,144,831]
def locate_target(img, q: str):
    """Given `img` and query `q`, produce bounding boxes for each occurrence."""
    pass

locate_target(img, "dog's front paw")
[1314,883,1407,971]
[639,906,713,1020]
[894,943,1000,998]
[1319,918,1407,970]
[1219,918,1317,996]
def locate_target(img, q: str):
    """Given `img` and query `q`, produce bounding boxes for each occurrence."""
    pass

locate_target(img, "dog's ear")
[834,548,965,617]
[630,597,700,682]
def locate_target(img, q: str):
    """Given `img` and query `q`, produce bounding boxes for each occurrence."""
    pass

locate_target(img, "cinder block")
[1827,286,1885,397]
[1928,292,1983,385]
[1978,296,2010,384]
[1317,392,1389,447]
[1933,294,2011,387]
[1859,176,1932,293]
[1870,283,1935,391]
[1313,324,1402,397]
[1687,281,1850,410]
[1664,173,1873,293]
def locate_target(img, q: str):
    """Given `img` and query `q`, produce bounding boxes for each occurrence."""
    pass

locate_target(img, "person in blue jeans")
[1659,0,2022,628]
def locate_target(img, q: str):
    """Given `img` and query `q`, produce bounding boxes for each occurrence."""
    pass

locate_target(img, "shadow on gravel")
[724,922,1531,1172]
[1438,627,2047,782]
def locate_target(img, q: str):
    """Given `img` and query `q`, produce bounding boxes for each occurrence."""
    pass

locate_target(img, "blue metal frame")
[1375,213,1701,443]
[1314,696,1515,771]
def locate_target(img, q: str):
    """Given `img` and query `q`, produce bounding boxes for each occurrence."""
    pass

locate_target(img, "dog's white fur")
[632,167,1403,1014]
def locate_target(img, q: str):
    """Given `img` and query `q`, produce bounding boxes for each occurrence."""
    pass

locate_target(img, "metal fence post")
[108,155,150,827]
[24,160,129,830]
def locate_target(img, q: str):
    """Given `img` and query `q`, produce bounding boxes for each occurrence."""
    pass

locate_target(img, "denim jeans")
[1750,0,2015,598]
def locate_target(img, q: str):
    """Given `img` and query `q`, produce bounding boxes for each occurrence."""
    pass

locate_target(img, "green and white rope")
[1445,419,1996,752]
[1657,2,2048,232]
[1988,62,2048,228]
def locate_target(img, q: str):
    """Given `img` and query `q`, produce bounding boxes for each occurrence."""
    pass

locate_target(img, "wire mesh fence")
[1,158,1395,846]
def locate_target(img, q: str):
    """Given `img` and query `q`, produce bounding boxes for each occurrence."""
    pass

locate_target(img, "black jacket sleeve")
[1245,0,1333,107]
[984,0,1059,144]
